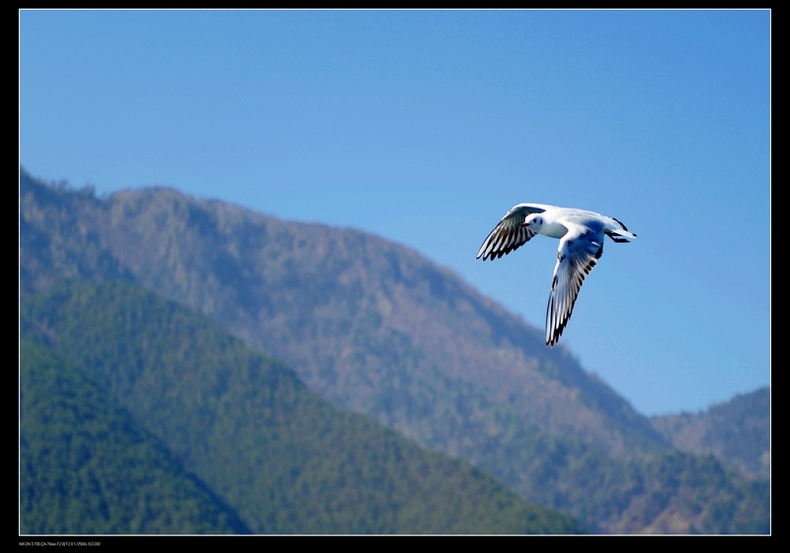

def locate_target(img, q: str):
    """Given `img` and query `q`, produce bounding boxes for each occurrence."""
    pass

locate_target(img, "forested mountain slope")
[21,281,577,533]
[21,339,252,534]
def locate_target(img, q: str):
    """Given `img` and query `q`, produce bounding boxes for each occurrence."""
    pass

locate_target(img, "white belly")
[539,221,568,238]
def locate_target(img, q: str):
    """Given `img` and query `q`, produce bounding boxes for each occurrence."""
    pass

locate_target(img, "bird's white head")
[522,214,544,229]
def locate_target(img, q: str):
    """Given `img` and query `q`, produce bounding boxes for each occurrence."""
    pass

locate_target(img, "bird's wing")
[476,204,547,260]
[545,225,604,347]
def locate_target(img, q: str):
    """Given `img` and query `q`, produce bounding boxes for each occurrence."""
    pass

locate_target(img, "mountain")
[19,170,664,457]
[19,169,769,532]
[651,388,770,481]
[20,339,251,534]
[21,280,578,534]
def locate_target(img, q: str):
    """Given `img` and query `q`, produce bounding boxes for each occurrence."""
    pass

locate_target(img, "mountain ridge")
[21,170,665,458]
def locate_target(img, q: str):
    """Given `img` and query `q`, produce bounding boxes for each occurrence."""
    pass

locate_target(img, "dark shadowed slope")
[20,339,251,534]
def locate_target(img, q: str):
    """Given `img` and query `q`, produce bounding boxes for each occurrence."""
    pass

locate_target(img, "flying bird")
[477,203,636,347]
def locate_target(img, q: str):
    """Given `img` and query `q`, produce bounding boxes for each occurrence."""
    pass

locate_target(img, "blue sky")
[20,10,770,416]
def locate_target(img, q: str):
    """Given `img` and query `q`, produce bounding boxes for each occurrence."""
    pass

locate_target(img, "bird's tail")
[606,217,636,243]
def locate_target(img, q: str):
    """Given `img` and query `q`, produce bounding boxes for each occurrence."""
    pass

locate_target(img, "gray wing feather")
[545,229,604,347]
[476,204,546,261]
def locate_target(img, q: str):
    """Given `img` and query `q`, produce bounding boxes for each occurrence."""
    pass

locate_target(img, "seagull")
[476,203,636,347]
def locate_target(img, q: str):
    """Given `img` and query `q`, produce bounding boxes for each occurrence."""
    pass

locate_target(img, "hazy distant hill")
[21,281,578,534]
[651,388,770,480]
[19,169,769,532]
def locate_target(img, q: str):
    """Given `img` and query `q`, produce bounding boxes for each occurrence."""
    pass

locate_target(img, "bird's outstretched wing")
[476,204,547,261]
[545,226,604,347]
